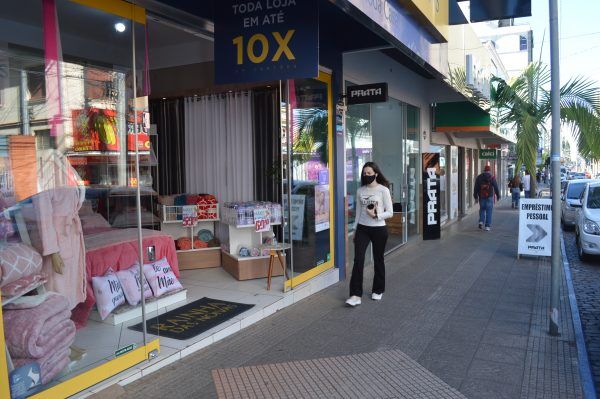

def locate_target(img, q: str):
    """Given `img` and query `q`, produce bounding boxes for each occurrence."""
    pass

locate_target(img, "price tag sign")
[182,205,198,227]
[254,208,271,233]
[214,0,318,84]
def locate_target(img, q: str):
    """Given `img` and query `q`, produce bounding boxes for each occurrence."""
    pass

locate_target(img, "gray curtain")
[150,98,185,195]
[253,88,281,203]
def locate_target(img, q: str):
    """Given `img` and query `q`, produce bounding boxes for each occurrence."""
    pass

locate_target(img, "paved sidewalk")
[117,201,584,399]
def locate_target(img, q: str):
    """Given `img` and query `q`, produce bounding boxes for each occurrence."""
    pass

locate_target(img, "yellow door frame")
[285,70,335,290]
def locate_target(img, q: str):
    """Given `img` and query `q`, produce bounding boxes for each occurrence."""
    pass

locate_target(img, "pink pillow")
[143,257,183,297]
[115,263,153,306]
[92,268,125,320]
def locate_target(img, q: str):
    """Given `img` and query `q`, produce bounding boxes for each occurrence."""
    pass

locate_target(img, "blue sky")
[525,0,600,83]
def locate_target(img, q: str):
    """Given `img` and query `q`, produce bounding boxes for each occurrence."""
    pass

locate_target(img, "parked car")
[561,179,593,229]
[575,181,600,260]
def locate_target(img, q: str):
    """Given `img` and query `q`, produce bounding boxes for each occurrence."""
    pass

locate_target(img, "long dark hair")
[361,162,390,188]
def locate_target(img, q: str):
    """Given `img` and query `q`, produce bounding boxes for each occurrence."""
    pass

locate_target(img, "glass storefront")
[282,74,335,289]
[0,1,156,398]
[345,84,421,266]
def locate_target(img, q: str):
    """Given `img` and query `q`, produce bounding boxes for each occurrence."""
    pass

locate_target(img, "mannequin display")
[31,186,86,310]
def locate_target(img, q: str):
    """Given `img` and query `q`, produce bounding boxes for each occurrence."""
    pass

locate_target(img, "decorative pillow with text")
[142,257,183,297]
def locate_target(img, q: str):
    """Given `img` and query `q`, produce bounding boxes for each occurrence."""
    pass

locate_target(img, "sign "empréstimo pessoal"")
[214,0,318,84]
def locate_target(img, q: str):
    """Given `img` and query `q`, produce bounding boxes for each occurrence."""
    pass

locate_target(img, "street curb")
[561,234,598,399]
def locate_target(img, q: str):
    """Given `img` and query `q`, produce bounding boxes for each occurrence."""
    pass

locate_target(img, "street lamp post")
[549,0,561,336]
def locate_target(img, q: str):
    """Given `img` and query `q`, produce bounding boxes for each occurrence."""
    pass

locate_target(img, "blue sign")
[215,0,319,84]
[10,362,42,399]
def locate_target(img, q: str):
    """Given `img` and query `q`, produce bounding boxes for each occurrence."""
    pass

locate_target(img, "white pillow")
[115,263,153,306]
[142,257,183,297]
[92,268,125,320]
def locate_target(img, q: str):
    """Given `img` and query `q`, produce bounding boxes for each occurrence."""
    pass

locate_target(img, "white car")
[575,181,600,260]
[561,179,593,229]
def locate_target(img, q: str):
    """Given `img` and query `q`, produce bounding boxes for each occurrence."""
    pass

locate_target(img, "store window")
[283,75,334,287]
[0,1,155,398]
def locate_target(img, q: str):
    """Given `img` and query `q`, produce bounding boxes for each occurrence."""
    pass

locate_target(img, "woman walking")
[346,162,393,307]
[508,174,523,209]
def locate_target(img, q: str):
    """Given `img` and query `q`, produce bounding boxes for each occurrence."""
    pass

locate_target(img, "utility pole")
[549,0,561,336]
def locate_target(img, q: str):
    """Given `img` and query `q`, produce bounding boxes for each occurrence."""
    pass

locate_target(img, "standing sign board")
[518,199,552,257]
[422,153,441,240]
[214,0,318,85]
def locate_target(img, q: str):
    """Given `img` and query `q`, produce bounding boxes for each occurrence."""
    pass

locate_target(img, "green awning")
[435,101,490,132]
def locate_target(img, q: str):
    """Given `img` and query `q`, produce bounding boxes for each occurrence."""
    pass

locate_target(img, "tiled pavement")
[118,201,584,399]
[212,350,466,399]
[563,228,600,396]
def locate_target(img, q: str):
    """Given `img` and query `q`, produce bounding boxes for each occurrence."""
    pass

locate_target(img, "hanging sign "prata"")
[346,83,388,105]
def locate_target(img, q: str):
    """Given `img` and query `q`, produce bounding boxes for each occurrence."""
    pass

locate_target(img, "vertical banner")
[214,0,319,84]
[422,153,441,240]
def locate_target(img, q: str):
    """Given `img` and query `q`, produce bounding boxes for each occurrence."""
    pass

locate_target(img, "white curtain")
[184,92,254,203]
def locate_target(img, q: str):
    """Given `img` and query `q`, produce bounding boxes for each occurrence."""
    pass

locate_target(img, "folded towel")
[13,344,71,384]
[3,293,75,358]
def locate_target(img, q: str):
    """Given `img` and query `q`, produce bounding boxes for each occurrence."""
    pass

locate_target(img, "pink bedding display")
[3,293,75,359]
[71,228,179,328]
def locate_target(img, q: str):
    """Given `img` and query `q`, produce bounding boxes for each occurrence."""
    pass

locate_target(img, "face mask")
[361,175,376,185]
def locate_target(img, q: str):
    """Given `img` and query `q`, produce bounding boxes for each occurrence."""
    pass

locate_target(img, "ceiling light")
[115,22,126,33]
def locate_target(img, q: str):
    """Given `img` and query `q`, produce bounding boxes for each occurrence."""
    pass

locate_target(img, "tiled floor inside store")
[68,266,339,398]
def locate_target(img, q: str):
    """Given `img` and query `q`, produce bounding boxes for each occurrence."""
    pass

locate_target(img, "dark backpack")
[479,176,493,199]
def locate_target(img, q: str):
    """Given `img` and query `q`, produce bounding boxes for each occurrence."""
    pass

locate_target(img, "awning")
[433,101,514,146]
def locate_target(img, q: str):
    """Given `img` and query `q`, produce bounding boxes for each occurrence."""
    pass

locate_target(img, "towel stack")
[3,293,76,384]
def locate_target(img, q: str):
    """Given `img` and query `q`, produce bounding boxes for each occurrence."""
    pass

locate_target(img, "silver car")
[561,179,594,228]
[575,181,600,260]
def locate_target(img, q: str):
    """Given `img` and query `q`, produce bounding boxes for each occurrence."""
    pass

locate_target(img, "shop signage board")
[480,149,497,159]
[346,83,388,105]
[214,0,318,84]
[470,0,532,23]
[518,199,552,257]
[344,0,446,75]
[422,153,441,240]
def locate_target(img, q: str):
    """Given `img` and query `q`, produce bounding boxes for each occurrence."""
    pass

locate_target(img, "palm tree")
[491,62,600,197]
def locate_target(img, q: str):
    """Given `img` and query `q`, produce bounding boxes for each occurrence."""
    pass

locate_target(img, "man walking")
[474,165,501,231]
[523,170,531,198]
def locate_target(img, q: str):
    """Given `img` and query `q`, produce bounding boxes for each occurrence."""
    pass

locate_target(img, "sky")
[525,0,600,84]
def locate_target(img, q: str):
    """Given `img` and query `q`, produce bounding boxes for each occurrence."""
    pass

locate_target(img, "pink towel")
[3,293,75,358]
[13,345,71,384]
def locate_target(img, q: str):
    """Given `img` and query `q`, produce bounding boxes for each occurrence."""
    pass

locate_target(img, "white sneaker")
[345,296,362,307]
[371,293,383,301]
[485,226,491,231]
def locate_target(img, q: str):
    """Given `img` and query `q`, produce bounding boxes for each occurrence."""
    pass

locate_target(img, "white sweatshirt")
[354,184,394,228]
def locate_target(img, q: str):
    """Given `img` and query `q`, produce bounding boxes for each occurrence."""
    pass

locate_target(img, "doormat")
[129,297,254,340]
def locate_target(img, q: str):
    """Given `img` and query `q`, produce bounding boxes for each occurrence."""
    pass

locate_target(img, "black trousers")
[349,224,388,297]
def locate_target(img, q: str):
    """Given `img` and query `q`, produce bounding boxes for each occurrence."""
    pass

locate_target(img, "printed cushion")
[115,263,153,306]
[92,268,125,320]
[143,257,183,297]
[0,243,43,288]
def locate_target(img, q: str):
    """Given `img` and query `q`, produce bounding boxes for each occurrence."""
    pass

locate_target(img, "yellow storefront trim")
[285,262,334,291]
[0,293,10,399]
[29,339,160,399]
[70,0,146,25]
[285,69,335,291]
